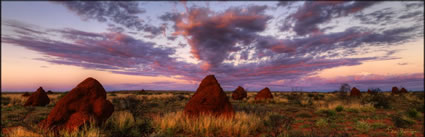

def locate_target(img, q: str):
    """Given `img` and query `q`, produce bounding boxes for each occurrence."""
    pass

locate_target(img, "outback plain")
[2,1,425,137]
[1,76,424,137]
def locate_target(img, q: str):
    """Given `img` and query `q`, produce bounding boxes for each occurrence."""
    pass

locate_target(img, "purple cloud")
[57,1,162,36]
[172,5,272,70]
[280,1,379,36]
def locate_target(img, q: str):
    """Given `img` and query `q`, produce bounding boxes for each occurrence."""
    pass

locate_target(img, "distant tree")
[371,88,382,92]
[339,83,351,98]
[367,87,381,95]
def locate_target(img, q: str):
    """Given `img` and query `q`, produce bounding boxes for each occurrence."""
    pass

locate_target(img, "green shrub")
[354,121,371,133]
[296,111,313,118]
[370,131,388,137]
[360,106,376,113]
[112,96,144,116]
[1,96,11,105]
[391,114,415,128]
[369,93,391,109]
[315,118,328,128]
[307,93,314,98]
[335,105,344,112]
[419,104,425,113]
[371,122,387,129]
[320,109,336,117]
[346,108,359,113]
[406,108,418,118]
[265,114,294,130]
[110,92,117,96]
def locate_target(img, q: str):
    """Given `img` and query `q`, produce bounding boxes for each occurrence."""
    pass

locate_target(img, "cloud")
[172,5,272,70]
[103,81,197,91]
[1,22,202,78]
[280,1,379,36]
[398,62,408,66]
[57,1,162,36]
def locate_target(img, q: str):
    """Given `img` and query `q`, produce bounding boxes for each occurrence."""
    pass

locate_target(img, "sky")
[1,1,424,92]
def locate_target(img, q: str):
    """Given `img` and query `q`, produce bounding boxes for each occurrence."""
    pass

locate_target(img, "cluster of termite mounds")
[391,86,408,94]
[350,86,409,97]
[21,74,411,131]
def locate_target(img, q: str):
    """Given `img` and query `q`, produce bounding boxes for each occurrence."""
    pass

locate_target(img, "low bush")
[319,109,337,117]
[354,121,371,133]
[371,122,387,129]
[109,92,117,96]
[346,108,359,113]
[315,118,328,128]
[368,93,391,109]
[335,105,344,112]
[391,113,415,128]
[406,108,418,118]
[296,111,313,118]
[112,96,144,116]
[2,96,11,105]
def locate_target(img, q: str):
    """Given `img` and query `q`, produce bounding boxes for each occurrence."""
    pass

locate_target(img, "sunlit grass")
[6,126,42,137]
[105,111,135,131]
[153,111,261,137]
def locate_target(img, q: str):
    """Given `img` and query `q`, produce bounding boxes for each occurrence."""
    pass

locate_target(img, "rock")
[350,87,361,97]
[24,87,50,106]
[40,77,114,131]
[391,86,400,94]
[400,87,408,93]
[184,75,234,117]
[255,87,273,100]
[231,86,247,100]
[47,90,54,94]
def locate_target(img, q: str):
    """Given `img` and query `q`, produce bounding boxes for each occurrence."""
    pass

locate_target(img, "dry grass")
[105,111,135,130]
[153,111,261,137]
[107,93,185,102]
[58,123,104,137]
[5,126,42,137]
[137,93,175,100]
[273,97,289,103]
[1,93,62,106]
[1,94,28,106]
[315,100,375,112]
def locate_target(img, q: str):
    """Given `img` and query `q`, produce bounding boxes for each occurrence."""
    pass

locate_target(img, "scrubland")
[1,91,424,137]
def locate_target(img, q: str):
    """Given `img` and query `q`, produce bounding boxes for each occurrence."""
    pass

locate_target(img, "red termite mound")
[232,86,247,100]
[39,77,114,131]
[350,87,361,97]
[184,75,234,117]
[391,86,400,94]
[255,87,273,100]
[400,87,408,93]
[24,87,50,106]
